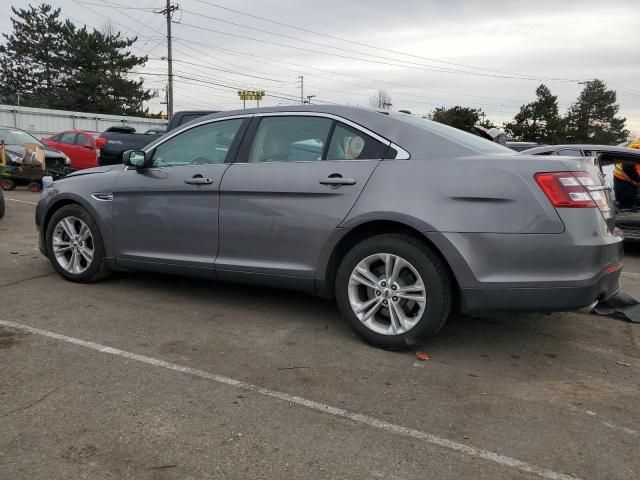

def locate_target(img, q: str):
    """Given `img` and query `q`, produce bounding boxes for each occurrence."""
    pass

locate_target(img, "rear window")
[178,114,206,126]
[390,114,513,155]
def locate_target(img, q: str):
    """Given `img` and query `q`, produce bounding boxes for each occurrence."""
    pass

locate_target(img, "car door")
[55,132,78,162]
[217,113,390,288]
[75,132,97,169]
[111,117,249,271]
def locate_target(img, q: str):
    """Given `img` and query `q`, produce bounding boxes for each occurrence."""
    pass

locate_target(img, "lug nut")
[383,300,388,305]
[381,281,386,287]
[391,285,397,290]
[392,296,398,302]
[376,290,381,296]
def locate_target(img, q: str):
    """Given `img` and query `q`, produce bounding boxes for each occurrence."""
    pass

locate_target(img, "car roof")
[172,105,513,160]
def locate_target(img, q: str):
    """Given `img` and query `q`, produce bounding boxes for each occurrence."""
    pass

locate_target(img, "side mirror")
[123,150,147,169]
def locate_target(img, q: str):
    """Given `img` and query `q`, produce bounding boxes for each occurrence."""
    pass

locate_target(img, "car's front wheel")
[45,204,110,283]
[335,234,452,349]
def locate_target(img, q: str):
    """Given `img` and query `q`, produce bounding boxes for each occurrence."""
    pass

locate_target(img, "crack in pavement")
[0,385,63,419]
[0,272,56,289]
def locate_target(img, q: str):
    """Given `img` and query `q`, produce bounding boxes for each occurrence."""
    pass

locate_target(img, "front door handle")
[319,176,356,186]
[184,176,213,185]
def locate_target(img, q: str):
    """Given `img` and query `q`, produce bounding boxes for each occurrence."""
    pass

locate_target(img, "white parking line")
[4,198,37,205]
[0,319,579,480]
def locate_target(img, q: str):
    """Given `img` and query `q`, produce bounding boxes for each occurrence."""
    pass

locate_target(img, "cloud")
[2,0,639,132]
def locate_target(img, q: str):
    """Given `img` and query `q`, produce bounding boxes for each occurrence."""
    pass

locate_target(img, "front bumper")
[460,268,621,313]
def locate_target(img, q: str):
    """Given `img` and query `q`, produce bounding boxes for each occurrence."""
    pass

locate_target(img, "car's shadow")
[102,270,600,358]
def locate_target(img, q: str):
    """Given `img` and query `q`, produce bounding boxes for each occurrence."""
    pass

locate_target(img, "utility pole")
[157,1,179,120]
[298,75,304,105]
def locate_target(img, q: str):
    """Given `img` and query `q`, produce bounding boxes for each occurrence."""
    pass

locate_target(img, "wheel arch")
[40,194,113,258]
[315,217,462,300]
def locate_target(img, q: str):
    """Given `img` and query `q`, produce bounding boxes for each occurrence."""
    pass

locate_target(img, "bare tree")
[101,20,116,38]
[369,88,392,109]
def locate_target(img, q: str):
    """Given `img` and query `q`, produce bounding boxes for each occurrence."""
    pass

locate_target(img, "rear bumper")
[424,208,624,315]
[460,269,621,313]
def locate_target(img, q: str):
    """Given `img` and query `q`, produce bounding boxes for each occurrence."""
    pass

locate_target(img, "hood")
[65,165,120,178]
[5,144,66,158]
[4,144,68,166]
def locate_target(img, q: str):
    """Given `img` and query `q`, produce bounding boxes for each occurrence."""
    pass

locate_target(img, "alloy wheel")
[347,253,427,335]
[52,216,94,274]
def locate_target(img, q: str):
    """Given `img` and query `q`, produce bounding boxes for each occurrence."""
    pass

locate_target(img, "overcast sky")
[2,0,639,135]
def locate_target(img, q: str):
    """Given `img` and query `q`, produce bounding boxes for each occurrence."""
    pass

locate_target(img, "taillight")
[535,172,595,207]
[535,171,613,218]
[96,138,106,149]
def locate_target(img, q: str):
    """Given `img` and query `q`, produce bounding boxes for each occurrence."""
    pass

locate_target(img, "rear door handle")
[184,176,213,185]
[319,176,356,186]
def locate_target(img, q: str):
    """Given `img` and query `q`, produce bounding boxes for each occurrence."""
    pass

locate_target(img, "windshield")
[390,114,513,155]
[0,128,44,147]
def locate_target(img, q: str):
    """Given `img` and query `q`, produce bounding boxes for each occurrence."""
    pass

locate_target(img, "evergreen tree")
[564,79,628,144]
[0,3,152,115]
[62,27,151,115]
[0,4,74,107]
[504,84,562,143]
[429,106,490,133]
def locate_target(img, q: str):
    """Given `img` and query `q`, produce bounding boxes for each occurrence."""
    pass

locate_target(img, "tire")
[335,234,452,350]
[45,204,110,283]
[28,181,42,193]
[1,178,16,191]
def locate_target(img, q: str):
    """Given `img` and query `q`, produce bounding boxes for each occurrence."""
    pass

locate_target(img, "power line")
[172,38,524,109]
[71,0,534,111]
[175,20,571,81]
[191,0,583,83]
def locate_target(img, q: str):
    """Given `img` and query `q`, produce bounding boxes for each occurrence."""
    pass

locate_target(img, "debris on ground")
[592,289,640,323]
[415,352,431,361]
[616,361,631,367]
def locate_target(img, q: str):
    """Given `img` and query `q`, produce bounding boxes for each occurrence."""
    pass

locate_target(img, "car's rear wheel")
[28,181,42,193]
[335,234,452,349]
[1,178,16,191]
[45,204,110,283]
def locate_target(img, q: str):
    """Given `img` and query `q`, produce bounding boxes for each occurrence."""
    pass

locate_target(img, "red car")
[42,130,104,170]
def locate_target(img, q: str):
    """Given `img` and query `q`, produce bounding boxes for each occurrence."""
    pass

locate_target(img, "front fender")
[38,190,115,260]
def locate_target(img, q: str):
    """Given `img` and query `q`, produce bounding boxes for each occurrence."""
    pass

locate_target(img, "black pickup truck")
[98,110,218,165]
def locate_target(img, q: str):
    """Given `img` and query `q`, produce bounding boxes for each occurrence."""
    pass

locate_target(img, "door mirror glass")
[124,150,147,168]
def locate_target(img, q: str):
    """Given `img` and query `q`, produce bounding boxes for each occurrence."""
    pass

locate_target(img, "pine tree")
[0,3,152,115]
[0,4,74,107]
[429,106,490,133]
[564,79,628,144]
[504,84,563,143]
[62,27,152,115]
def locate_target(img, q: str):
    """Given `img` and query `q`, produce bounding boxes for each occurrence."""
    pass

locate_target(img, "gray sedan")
[36,106,623,349]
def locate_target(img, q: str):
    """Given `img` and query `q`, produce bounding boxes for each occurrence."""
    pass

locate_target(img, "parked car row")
[0,111,219,190]
[0,127,72,191]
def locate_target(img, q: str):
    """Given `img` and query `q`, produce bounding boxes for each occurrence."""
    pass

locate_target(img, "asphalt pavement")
[1,189,639,480]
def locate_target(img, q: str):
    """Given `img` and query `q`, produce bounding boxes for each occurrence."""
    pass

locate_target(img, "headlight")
[4,150,21,163]
[42,176,55,188]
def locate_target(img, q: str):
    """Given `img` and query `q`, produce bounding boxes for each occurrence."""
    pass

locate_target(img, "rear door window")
[556,148,583,157]
[76,134,92,146]
[326,123,388,160]
[248,116,332,163]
